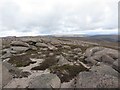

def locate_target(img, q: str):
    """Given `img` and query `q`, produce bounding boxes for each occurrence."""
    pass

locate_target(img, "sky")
[0,0,119,37]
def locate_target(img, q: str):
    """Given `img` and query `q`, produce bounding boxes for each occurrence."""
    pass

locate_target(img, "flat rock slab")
[28,73,61,88]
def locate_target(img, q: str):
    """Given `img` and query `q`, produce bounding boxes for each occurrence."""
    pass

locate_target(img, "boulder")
[29,45,37,51]
[48,45,58,51]
[1,52,12,59]
[73,48,82,52]
[28,74,61,88]
[84,47,118,66]
[77,52,82,57]
[49,53,54,56]
[3,61,22,78]
[35,42,48,47]
[76,71,118,88]
[112,59,120,73]
[84,47,104,57]
[94,48,118,59]
[57,55,70,66]
[85,57,98,65]
[101,55,115,65]
[2,63,12,87]
[10,41,29,47]
[90,64,118,77]
[62,45,71,49]
[10,46,29,52]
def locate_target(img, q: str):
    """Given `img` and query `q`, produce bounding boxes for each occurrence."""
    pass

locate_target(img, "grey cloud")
[0,0,118,36]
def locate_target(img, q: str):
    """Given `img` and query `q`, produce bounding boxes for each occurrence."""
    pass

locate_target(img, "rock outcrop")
[28,73,61,88]
[2,63,12,87]
[1,36,119,89]
[76,71,118,88]
[84,47,118,66]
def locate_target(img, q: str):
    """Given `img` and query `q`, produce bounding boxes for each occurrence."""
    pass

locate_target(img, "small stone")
[49,53,54,56]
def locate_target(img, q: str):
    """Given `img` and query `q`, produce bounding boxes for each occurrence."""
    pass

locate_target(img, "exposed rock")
[57,55,70,66]
[1,52,12,59]
[48,45,58,50]
[73,55,79,60]
[90,64,118,77]
[94,48,118,59]
[112,59,120,73]
[77,61,90,70]
[73,48,82,52]
[49,53,54,56]
[68,51,72,54]
[0,62,2,89]
[38,52,42,54]
[101,55,115,65]
[2,63,12,87]
[62,45,71,49]
[29,45,37,51]
[76,71,118,88]
[35,42,48,47]
[91,55,102,62]
[84,47,118,66]
[60,78,75,88]
[3,61,22,78]
[19,71,31,78]
[84,47,104,57]
[10,50,17,54]
[10,41,29,47]
[85,57,98,65]
[10,46,29,52]
[41,48,48,51]
[28,74,61,88]
[77,52,82,57]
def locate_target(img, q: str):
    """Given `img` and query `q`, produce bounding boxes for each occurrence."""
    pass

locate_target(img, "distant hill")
[88,35,119,42]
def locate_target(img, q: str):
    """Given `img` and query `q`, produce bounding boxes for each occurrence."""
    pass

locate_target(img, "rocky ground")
[0,36,119,89]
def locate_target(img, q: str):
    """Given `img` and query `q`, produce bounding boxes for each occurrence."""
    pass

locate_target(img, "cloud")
[0,0,119,37]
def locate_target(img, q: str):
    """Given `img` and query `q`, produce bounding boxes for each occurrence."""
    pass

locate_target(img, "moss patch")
[49,64,88,83]
[8,55,36,67]
[31,56,58,70]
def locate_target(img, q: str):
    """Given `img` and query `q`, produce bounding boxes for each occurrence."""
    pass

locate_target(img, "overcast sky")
[0,0,119,37]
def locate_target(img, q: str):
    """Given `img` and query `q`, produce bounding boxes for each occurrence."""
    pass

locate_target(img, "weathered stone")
[1,52,12,59]
[48,45,58,50]
[73,55,79,60]
[90,64,118,77]
[62,45,71,49]
[85,57,98,65]
[29,45,37,51]
[77,52,82,56]
[73,48,82,52]
[84,47,119,66]
[57,55,70,66]
[28,74,61,88]
[3,61,22,78]
[11,41,29,47]
[84,47,104,57]
[49,53,54,56]
[112,59,120,73]
[2,63,12,87]
[42,48,48,51]
[35,42,48,47]
[101,55,115,65]
[10,46,29,52]
[76,71,118,88]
